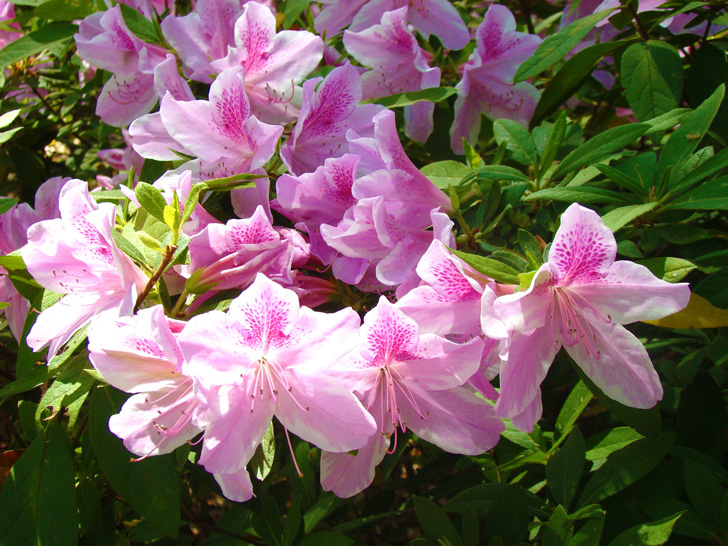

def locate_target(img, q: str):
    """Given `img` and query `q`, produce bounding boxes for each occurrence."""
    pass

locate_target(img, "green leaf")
[539,111,567,177]
[621,41,683,122]
[542,506,573,546]
[656,84,725,187]
[669,147,728,196]
[0,196,17,214]
[684,460,724,526]
[585,427,644,461]
[579,434,675,507]
[482,485,530,545]
[282,498,302,546]
[547,428,586,510]
[0,22,77,68]
[550,123,649,180]
[493,119,539,169]
[685,44,728,142]
[463,165,531,183]
[135,182,168,222]
[525,186,628,204]
[665,176,728,210]
[517,229,543,270]
[555,381,594,438]
[569,518,604,546]
[643,108,690,135]
[118,3,163,45]
[606,511,683,546]
[250,423,275,481]
[298,531,354,546]
[89,388,181,537]
[181,182,205,227]
[421,160,470,190]
[35,353,95,424]
[601,202,659,232]
[532,41,626,126]
[34,0,95,20]
[252,490,283,546]
[0,109,20,129]
[414,496,463,546]
[637,257,696,283]
[368,86,457,108]
[0,420,79,546]
[449,249,520,284]
[515,9,614,82]
[0,126,22,143]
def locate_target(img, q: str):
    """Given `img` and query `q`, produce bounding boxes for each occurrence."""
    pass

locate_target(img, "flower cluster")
[0,0,695,506]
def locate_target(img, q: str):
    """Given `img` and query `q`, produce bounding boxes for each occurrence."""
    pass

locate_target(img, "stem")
[519,0,536,34]
[628,3,650,41]
[134,245,177,313]
[455,210,473,243]
[171,288,189,318]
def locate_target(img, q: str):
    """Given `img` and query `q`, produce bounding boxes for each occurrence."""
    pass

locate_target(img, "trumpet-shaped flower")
[177,274,377,502]
[88,306,205,458]
[344,8,441,142]
[211,1,324,124]
[21,180,148,356]
[450,5,542,153]
[482,204,691,432]
[320,297,503,498]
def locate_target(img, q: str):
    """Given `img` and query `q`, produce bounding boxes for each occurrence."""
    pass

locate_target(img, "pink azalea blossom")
[450,5,542,153]
[21,180,148,356]
[88,305,205,458]
[211,1,324,124]
[177,274,377,501]
[0,0,21,49]
[280,63,384,175]
[344,8,441,142]
[481,204,691,432]
[150,66,282,177]
[181,205,310,291]
[315,0,470,50]
[320,297,503,498]
[75,5,169,126]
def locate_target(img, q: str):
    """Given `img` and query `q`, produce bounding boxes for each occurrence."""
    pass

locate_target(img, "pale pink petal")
[320,434,388,498]
[214,467,255,503]
[129,112,186,161]
[410,0,470,49]
[404,386,504,454]
[564,319,663,409]
[95,73,158,127]
[492,263,555,332]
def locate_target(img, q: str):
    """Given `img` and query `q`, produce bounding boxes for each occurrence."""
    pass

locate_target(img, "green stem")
[171,287,189,318]
[134,244,177,313]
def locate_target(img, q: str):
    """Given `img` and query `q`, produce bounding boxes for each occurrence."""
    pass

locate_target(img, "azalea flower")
[21,180,148,356]
[88,305,205,458]
[450,5,542,153]
[481,204,691,432]
[320,297,503,498]
[177,274,377,501]
[343,7,441,142]
[211,1,324,124]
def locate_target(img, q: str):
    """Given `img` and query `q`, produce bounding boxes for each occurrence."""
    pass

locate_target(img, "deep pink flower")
[482,204,691,431]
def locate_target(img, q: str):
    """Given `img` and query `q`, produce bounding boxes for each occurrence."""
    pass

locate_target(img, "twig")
[134,244,177,313]
[628,3,650,41]
[519,0,536,34]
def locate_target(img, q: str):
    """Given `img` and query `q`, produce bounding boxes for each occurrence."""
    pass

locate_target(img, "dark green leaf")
[669,147,728,197]
[555,380,593,438]
[0,365,52,399]
[252,491,283,546]
[449,249,520,284]
[686,44,728,142]
[550,123,649,180]
[298,531,354,546]
[0,421,79,546]
[656,84,724,187]
[517,229,543,270]
[547,428,585,509]
[621,41,683,122]
[542,506,573,546]
[665,175,728,210]
[494,119,539,168]
[282,498,302,546]
[532,41,626,126]
[585,427,644,461]
[118,3,163,45]
[414,496,463,546]
[250,423,275,481]
[568,517,604,546]
[675,373,728,460]
[482,485,530,545]
[35,353,95,425]
[368,86,457,108]
[89,388,181,537]
[640,497,712,540]
[514,9,614,82]
[684,460,725,526]
[463,165,530,184]
[0,23,77,68]
[540,111,567,177]
[606,511,683,546]
[525,186,628,204]
[579,434,675,507]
